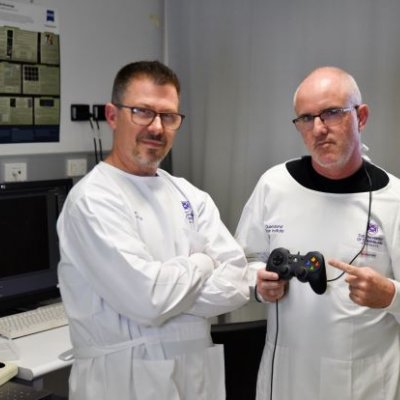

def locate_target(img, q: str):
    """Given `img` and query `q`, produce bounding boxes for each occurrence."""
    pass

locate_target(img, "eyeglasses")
[292,106,359,132]
[114,104,185,130]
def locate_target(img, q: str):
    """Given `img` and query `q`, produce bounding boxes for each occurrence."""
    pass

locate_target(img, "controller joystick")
[266,247,327,294]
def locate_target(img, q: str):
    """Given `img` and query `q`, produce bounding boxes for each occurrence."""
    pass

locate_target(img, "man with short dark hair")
[58,60,249,400]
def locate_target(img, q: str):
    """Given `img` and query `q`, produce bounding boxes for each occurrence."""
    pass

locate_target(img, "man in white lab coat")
[235,66,400,400]
[57,60,249,400]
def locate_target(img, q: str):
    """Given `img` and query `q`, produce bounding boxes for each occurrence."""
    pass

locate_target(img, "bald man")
[236,66,400,400]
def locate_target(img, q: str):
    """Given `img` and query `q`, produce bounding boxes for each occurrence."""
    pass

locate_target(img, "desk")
[12,326,72,382]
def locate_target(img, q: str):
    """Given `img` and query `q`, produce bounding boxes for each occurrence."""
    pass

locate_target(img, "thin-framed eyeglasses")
[292,105,359,132]
[114,104,185,130]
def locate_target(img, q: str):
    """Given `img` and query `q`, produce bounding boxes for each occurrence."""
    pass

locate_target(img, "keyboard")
[0,302,68,339]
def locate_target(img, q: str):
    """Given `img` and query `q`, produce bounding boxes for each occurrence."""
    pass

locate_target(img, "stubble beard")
[132,148,166,171]
[312,141,358,175]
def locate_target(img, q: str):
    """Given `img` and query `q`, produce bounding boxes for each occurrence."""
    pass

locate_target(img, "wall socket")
[4,163,27,182]
[66,159,87,177]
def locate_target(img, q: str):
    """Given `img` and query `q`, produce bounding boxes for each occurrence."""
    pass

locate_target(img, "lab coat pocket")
[202,344,226,400]
[184,344,226,400]
[133,358,180,400]
[320,355,385,400]
[320,358,351,400]
[177,344,225,400]
[352,354,385,400]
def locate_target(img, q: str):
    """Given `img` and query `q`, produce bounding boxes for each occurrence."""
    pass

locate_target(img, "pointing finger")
[328,259,363,277]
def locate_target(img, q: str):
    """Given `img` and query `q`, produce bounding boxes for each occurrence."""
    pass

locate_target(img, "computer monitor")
[0,178,73,315]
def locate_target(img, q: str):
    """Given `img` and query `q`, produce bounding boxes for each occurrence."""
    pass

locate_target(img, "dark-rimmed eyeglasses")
[114,104,185,130]
[292,106,359,132]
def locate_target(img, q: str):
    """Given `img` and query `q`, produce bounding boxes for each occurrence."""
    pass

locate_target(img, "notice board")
[0,1,60,144]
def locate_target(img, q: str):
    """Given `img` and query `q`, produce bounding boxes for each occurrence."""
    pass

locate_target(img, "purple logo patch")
[368,223,378,235]
[181,201,194,223]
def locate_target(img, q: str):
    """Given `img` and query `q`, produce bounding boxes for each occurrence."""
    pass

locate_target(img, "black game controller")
[266,247,327,294]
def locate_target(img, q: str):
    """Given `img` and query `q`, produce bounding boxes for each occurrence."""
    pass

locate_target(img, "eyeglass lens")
[293,107,355,131]
[131,107,183,129]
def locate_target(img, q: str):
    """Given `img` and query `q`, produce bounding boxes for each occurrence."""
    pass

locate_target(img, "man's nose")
[147,114,163,132]
[312,116,328,135]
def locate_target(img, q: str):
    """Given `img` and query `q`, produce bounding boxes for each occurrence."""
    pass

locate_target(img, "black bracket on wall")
[92,104,106,121]
[71,104,91,121]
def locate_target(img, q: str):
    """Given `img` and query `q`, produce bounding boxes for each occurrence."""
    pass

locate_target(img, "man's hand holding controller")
[256,268,288,302]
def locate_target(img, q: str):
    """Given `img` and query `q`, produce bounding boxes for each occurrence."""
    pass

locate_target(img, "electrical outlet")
[67,159,87,177]
[4,162,27,181]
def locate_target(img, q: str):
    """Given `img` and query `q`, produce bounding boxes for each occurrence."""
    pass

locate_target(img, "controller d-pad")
[272,253,284,265]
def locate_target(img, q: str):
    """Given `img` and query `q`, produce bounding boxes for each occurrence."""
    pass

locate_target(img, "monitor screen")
[0,178,72,315]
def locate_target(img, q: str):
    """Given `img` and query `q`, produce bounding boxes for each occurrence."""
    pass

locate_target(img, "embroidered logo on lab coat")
[367,223,378,235]
[357,221,383,256]
[181,201,194,223]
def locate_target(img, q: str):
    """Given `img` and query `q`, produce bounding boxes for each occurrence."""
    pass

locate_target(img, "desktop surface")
[11,325,72,381]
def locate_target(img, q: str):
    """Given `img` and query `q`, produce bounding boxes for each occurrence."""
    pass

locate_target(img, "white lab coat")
[236,161,400,400]
[57,162,249,400]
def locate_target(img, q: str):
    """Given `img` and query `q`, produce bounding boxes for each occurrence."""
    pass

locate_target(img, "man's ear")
[105,102,117,129]
[357,104,369,132]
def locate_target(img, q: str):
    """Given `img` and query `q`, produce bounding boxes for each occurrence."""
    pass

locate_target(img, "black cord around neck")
[328,161,373,282]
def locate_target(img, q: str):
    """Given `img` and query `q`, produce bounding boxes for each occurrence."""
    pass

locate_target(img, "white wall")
[166,0,400,231]
[4,0,400,233]
[1,0,163,156]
